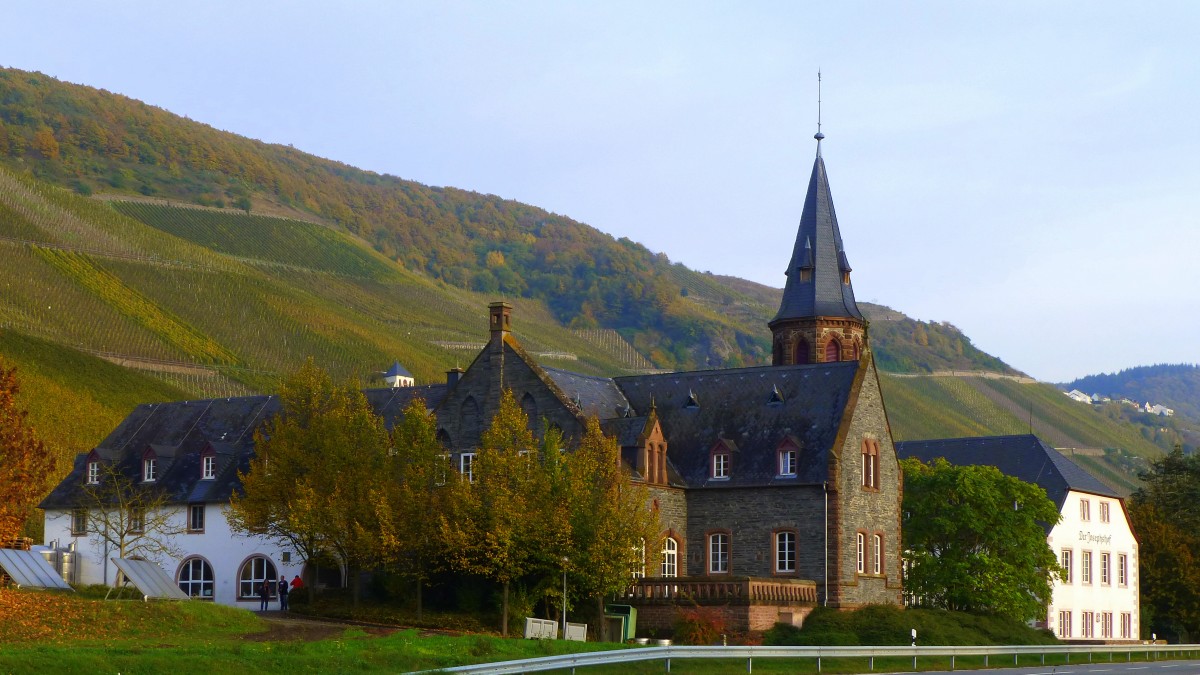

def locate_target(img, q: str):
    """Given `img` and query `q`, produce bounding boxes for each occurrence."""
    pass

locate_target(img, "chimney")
[446,367,464,387]
[489,301,512,339]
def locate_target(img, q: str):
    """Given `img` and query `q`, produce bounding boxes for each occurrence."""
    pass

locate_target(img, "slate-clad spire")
[768,132,866,366]
[772,142,862,324]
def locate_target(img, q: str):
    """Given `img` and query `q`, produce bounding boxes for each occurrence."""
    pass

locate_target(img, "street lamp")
[561,556,569,640]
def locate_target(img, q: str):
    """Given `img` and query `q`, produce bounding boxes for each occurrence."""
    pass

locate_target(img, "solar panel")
[0,549,73,590]
[110,558,190,600]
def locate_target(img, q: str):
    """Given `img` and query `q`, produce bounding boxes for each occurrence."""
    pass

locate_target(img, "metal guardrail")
[414,642,1200,674]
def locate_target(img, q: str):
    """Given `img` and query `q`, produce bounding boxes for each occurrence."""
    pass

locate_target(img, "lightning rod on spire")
[814,70,825,155]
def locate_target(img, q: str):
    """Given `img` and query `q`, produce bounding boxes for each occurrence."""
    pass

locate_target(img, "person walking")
[258,579,271,612]
[278,576,290,611]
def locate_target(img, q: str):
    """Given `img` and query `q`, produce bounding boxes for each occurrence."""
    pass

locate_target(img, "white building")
[897,434,1139,642]
[39,385,445,606]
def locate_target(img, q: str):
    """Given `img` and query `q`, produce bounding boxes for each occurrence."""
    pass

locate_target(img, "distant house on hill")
[1144,403,1174,417]
[896,434,1140,643]
[1065,389,1094,404]
[40,131,903,630]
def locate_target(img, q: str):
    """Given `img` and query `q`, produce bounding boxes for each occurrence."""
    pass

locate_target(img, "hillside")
[1067,364,1200,420]
[0,66,1169,495]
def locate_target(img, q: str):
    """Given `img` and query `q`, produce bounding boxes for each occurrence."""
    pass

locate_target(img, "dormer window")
[712,452,729,479]
[779,449,797,477]
[684,389,699,409]
[768,384,785,407]
[142,450,158,482]
[87,460,100,484]
[201,454,216,480]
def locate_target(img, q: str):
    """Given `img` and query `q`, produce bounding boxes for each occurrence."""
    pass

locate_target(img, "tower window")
[794,339,810,365]
[825,338,841,362]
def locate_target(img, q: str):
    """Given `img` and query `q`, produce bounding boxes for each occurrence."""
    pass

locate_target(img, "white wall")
[44,504,307,607]
[1046,490,1140,641]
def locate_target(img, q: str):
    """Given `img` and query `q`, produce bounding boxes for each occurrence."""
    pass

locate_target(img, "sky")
[2,1,1198,383]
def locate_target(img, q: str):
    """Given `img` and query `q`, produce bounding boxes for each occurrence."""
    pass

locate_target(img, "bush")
[673,606,727,645]
[763,605,1058,647]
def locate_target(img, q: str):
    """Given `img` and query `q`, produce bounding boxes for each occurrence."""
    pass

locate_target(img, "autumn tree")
[1130,446,1200,641]
[228,359,391,606]
[373,397,448,619]
[565,417,661,641]
[0,364,56,543]
[900,457,1062,622]
[440,389,554,636]
[79,462,185,571]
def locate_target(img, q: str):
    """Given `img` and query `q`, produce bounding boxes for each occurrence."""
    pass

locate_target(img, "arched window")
[661,537,678,578]
[861,438,880,489]
[852,341,861,361]
[824,338,841,363]
[856,532,866,574]
[436,428,451,448]
[794,338,810,365]
[775,531,796,573]
[872,533,883,575]
[461,396,481,444]
[773,339,783,365]
[178,557,215,599]
[632,539,646,579]
[238,556,277,600]
[521,393,538,433]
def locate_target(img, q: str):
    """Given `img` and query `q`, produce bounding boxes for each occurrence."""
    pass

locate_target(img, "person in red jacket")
[290,574,304,592]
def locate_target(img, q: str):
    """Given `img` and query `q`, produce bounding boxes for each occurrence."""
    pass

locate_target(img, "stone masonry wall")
[832,357,903,607]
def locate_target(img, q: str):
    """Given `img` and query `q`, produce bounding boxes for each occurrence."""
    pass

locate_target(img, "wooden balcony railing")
[625,576,817,605]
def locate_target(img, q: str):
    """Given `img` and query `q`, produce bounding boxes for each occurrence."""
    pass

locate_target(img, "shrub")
[673,606,727,645]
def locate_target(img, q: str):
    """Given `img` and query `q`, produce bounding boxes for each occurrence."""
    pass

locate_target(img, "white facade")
[43,503,306,607]
[1046,490,1139,642]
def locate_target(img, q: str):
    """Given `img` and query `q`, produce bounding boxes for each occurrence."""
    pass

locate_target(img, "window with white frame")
[178,557,214,599]
[778,449,797,477]
[1058,611,1072,638]
[1118,553,1128,586]
[238,556,278,600]
[775,531,796,573]
[712,453,729,479]
[872,533,882,575]
[1081,550,1092,584]
[143,455,157,482]
[856,532,865,574]
[661,537,678,578]
[1080,498,1091,521]
[459,452,475,483]
[201,455,216,480]
[435,453,450,486]
[1100,552,1110,584]
[87,461,100,484]
[1101,612,1113,638]
[1061,549,1073,583]
[632,539,646,579]
[708,533,729,574]
[1121,612,1132,639]
[130,507,145,533]
[1081,611,1094,638]
[188,504,205,532]
[1099,501,1110,523]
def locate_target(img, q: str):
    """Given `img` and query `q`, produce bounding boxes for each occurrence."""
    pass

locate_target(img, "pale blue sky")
[3,1,1198,382]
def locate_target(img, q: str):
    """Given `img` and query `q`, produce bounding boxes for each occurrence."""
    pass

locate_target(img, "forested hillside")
[1067,364,1200,420]
[0,66,1170,496]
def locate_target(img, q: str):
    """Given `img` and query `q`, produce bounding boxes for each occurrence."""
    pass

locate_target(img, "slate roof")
[772,143,863,324]
[40,384,448,510]
[894,434,1122,510]
[613,361,859,488]
[543,366,631,419]
[384,361,413,378]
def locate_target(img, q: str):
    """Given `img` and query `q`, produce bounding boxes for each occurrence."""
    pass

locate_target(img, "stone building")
[41,133,902,629]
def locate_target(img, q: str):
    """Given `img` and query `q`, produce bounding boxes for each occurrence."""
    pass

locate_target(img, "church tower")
[768,129,865,365]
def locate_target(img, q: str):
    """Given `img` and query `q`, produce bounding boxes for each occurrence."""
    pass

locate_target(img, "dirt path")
[242,612,402,642]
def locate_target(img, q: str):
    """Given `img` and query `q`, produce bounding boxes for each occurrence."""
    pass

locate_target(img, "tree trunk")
[415,578,423,621]
[351,567,361,610]
[597,595,607,642]
[501,581,510,637]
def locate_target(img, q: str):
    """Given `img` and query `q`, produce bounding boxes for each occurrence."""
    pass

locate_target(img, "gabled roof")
[543,366,630,420]
[772,142,863,324]
[40,384,448,510]
[614,361,859,487]
[894,434,1122,509]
